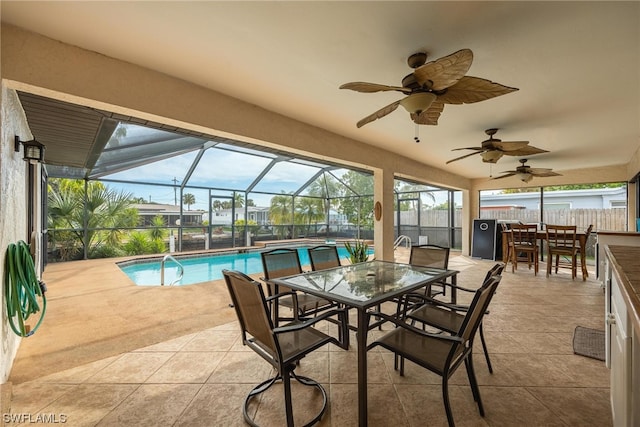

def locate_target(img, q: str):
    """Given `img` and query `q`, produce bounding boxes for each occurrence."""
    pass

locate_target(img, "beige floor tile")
[95,383,201,426]
[38,384,139,427]
[206,351,273,384]
[87,352,174,383]
[145,351,226,383]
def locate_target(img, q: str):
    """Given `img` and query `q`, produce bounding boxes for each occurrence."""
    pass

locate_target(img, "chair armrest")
[439,282,477,293]
[366,310,463,345]
[401,293,473,314]
[274,307,350,349]
[265,291,297,304]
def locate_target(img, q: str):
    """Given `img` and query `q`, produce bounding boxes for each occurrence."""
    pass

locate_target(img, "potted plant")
[344,240,370,264]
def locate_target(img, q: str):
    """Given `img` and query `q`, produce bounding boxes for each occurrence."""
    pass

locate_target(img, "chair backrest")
[261,248,303,280]
[483,262,505,283]
[510,223,538,246]
[307,245,341,271]
[222,269,278,358]
[409,244,450,269]
[546,224,577,248]
[585,224,594,239]
[456,275,502,343]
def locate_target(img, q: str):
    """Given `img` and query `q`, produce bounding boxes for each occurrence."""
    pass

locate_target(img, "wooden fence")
[397,208,627,232]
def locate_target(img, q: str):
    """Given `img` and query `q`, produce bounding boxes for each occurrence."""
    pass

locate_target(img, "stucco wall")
[0,86,32,383]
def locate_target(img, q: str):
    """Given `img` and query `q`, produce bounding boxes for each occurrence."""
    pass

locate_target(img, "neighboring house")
[212,206,271,225]
[212,207,349,226]
[480,187,627,210]
[133,203,205,226]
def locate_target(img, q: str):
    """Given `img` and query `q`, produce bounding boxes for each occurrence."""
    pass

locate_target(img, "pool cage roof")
[21,91,442,207]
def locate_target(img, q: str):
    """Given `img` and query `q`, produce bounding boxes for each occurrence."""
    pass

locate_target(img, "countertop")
[598,231,640,236]
[605,245,640,331]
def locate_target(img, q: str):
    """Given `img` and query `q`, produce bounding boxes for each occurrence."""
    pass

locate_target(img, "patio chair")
[408,244,451,299]
[307,245,341,271]
[399,263,505,374]
[260,248,336,324]
[368,274,502,427]
[222,269,349,427]
[509,223,539,275]
[546,224,579,279]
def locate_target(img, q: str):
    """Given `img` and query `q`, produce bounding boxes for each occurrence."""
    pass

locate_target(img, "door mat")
[573,326,605,361]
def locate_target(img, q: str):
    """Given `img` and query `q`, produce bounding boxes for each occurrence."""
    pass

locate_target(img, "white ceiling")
[2,1,639,180]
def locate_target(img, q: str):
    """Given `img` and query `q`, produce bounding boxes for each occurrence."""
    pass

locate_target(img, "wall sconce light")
[15,136,45,164]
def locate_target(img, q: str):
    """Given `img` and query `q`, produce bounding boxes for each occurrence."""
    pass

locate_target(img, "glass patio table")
[272,260,458,427]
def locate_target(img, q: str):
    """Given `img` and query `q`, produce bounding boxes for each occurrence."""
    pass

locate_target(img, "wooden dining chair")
[509,223,539,275]
[546,224,579,279]
[222,269,349,427]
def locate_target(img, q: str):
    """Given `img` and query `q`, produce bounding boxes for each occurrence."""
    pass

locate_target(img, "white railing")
[394,235,412,250]
[160,254,184,286]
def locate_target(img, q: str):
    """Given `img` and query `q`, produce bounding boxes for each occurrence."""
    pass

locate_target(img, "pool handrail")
[160,254,184,286]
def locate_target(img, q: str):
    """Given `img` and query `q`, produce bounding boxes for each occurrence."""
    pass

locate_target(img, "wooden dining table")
[502,230,589,280]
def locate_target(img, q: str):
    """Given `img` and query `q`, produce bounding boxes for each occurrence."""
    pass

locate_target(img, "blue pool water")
[119,246,364,286]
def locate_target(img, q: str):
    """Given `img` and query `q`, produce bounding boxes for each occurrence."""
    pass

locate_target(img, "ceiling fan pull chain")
[414,123,420,143]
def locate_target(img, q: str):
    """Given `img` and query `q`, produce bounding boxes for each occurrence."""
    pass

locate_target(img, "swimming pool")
[119,245,366,286]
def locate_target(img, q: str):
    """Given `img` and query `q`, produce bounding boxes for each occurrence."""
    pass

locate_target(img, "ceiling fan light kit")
[399,92,437,114]
[480,150,504,163]
[517,172,534,183]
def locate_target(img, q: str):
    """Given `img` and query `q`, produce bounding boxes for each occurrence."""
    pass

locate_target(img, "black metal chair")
[368,274,502,427]
[400,263,505,374]
[260,248,336,324]
[223,269,349,427]
[408,244,451,299]
[307,245,341,271]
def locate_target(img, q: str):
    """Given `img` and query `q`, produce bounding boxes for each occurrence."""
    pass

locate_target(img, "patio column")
[373,167,395,261]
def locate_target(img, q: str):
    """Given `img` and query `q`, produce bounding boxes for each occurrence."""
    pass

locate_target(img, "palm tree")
[296,197,324,235]
[233,192,244,208]
[183,193,196,210]
[269,192,293,238]
[48,178,138,259]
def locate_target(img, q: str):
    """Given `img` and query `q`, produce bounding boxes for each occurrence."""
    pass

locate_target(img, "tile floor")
[7,255,611,426]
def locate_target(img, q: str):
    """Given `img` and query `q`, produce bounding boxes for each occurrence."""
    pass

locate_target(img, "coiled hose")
[4,240,46,337]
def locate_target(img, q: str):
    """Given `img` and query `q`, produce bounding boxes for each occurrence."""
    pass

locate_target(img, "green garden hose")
[4,240,46,337]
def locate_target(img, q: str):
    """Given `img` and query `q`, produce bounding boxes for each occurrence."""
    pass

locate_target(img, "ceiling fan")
[492,158,561,183]
[340,48,518,129]
[446,128,549,164]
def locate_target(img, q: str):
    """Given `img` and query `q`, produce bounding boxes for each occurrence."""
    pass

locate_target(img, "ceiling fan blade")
[530,169,562,177]
[493,141,530,151]
[410,101,445,125]
[356,100,402,128]
[413,49,473,90]
[446,150,484,164]
[437,76,519,104]
[451,147,484,152]
[492,172,517,180]
[502,145,549,156]
[340,82,411,94]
